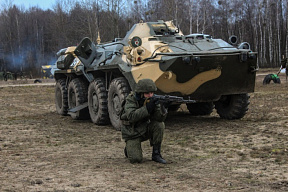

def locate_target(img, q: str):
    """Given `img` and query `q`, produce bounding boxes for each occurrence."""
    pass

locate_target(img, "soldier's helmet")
[135,79,157,93]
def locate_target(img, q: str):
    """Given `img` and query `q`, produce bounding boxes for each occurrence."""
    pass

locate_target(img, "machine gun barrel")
[153,94,196,104]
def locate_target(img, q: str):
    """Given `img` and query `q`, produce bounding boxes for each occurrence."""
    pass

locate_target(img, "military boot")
[152,144,166,164]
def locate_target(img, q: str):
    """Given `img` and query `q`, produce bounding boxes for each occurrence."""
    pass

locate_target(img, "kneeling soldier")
[121,79,167,164]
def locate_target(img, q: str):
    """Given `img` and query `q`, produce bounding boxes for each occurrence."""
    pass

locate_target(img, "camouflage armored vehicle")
[54,20,257,130]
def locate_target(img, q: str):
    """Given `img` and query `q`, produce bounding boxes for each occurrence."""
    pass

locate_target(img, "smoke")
[47,56,57,66]
[4,54,25,72]
[2,44,56,77]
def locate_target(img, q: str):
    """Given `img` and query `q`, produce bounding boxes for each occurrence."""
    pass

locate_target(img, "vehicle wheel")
[168,104,181,112]
[55,79,68,115]
[34,79,42,83]
[186,102,214,116]
[108,77,131,131]
[263,74,281,84]
[88,78,110,125]
[214,94,249,120]
[68,78,90,120]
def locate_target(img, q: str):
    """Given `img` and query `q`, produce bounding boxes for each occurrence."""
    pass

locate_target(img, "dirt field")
[1,70,288,192]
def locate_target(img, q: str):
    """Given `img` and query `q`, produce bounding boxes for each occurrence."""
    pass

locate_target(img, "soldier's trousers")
[125,121,165,163]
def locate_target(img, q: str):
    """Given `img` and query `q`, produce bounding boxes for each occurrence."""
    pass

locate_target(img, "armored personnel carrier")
[54,20,257,130]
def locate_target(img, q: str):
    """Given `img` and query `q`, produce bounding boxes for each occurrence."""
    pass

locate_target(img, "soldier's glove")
[160,103,168,115]
[146,98,157,113]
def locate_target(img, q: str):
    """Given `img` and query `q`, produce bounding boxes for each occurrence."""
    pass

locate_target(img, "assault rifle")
[153,94,196,104]
[148,94,196,115]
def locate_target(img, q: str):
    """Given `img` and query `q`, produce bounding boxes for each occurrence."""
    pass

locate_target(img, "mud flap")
[74,37,97,68]
[68,102,88,115]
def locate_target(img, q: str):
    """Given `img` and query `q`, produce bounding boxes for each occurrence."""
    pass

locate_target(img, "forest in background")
[0,0,287,77]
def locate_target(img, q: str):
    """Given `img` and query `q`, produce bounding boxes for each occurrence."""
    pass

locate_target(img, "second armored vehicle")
[54,20,257,130]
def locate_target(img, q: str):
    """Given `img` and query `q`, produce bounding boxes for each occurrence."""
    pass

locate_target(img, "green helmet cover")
[135,79,157,93]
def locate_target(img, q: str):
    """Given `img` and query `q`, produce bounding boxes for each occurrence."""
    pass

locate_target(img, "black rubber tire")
[263,74,281,84]
[108,77,131,131]
[55,79,68,115]
[88,78,110,125]
[34,79,42,83]
[186,102,214,116]
[214,93,250,120]
[168,104,181,112]
[68,78,90,120]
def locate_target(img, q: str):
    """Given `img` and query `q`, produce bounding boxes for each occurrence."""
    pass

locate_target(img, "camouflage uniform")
[121,79,167,164]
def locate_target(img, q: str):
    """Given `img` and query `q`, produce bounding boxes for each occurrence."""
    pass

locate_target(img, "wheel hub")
[92,92,99,112]
[112,94,121,115]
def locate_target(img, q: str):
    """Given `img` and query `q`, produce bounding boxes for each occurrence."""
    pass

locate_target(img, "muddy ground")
[1,70,288,192]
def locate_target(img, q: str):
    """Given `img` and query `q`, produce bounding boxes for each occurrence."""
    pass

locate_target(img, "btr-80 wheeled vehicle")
[54,20,257,130]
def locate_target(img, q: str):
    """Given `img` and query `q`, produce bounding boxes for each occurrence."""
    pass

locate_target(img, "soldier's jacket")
[121,92,167,141]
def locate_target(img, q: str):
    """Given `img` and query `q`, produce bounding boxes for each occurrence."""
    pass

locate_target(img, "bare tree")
[0,0,288,71]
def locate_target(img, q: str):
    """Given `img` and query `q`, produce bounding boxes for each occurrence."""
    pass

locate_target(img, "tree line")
[0,0,287,77]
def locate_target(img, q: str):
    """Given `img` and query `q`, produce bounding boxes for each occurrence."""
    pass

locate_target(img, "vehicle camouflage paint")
[54,20,258,130]
[42,64,58,79]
